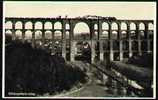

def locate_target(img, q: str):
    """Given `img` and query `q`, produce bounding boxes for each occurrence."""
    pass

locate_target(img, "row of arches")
[94,22,153,30]
[5,29,151,40]
[5,30,70,40]
[99,30,151,39]
[5,21,70,30]
[5,21,154,40]
[5,21,154,30]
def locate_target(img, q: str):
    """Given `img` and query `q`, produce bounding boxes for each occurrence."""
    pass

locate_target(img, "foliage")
[5,40,87,96]
[127,53,153,69]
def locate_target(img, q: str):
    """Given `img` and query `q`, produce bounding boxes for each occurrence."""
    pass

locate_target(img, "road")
[57,61,135,97]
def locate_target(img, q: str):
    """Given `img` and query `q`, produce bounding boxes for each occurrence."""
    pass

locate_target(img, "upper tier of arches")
[5,18,154,31]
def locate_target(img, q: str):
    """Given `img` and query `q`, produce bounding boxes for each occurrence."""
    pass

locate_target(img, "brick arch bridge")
[5,17,154,63]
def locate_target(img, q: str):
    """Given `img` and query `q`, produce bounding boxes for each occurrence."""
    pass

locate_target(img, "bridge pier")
[70,40,75,62]
[98,20,104,61]
[41,22,45,49]
[62,21,67,59]
[145,23,151,53]
[118,24,123,61]
[99,41,104,60]
[127,24,132,57]
[22,22,25,43]
[12,21,16,40]
[137,24,142,56]
[62,40,66,59]
[91,40,96,63]
[32,23,35,48]
[119,40,123,61]
[110,40,114,61]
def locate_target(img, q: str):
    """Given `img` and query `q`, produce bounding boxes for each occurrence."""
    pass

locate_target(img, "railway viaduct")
[5,16,154,63]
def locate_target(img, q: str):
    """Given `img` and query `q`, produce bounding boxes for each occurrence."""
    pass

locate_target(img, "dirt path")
[59,62,123,97]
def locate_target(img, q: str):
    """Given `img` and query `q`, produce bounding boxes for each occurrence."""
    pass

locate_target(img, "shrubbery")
[127,53,153,69]
[5,40,87,96]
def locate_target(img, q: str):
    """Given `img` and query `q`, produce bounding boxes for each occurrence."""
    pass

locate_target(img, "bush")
[5,40,87,96]
[127,53,153,69]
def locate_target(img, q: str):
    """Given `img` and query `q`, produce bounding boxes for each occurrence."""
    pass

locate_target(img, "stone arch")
[102,31,108,39]
[130,22,136,30]
[148,23,154,38]
[130,31,137,39]
[102,22,109,30]
[148,23,154,30]
[121,22,127,30]
[139,22,145,30]
[44,22,52,29]
[45,31,52,39]
[94,31,98,39]
[73,22,90,40]
[140,30,145,39]
[15,21,22,29]
[25,30,32,39]
[121,31,127,39]
[35,21,42,29]
[54,31,62,39]
[5,30,12,42]
[35,31,42,39]
[15,30,22,39]
[111,22,118,30]
[65,23,70,30]
[54,21,62,29]
[5,21,12,29]
[94,24,98,30]
[25,21,33,29]
[5,30,12,36]
[112,31,118,39]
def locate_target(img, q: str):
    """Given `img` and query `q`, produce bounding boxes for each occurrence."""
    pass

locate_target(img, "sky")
[4,1,156,20]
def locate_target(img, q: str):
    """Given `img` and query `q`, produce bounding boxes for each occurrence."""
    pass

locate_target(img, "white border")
[2,1,157,99]
[2,1,6,98]
[153,3,157,98]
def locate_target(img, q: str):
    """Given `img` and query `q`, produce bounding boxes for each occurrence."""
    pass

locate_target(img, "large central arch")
[73,22,92,62]
[74,22,90,39]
